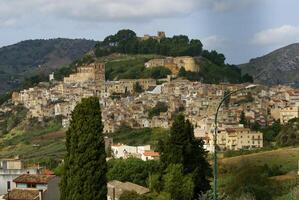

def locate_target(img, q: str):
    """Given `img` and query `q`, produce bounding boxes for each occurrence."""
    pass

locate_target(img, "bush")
[223,160,282,200]
[107,158,160,187]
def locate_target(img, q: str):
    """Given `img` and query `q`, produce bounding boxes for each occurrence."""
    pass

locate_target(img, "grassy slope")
[0,118,65,161]
[220,147,299,172]
[219,147,299,199]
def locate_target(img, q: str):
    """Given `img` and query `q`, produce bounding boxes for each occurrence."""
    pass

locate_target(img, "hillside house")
[3,174,60,200]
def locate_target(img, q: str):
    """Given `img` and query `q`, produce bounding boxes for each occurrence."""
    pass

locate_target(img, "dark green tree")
[60,97,107,200]
[202,50,225,66]
[178,67,187,77]
[144,66,171,79]
[251,121,261,131]
[276,118,299,146]
[242,73,254,83]
[107,158,160,186]
[159,114,212,198]
[239,111,247,126]
[133,82,144,93]
[163,164,194,200]
[148,102,168,119]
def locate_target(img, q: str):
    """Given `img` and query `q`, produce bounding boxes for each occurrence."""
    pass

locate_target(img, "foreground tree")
[60,97,107,200]
[159,114,212,198]
[163,164,194,200]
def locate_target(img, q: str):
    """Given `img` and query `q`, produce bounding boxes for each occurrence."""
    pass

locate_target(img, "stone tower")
[157,31,166,39]
[93,63,105,97]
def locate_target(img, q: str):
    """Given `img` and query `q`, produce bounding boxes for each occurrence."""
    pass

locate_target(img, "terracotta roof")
[143,151,160,157]
[14,174,55,184]
[3,189,39,200]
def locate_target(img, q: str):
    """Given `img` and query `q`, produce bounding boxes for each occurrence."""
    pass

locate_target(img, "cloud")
[0,0,206,24]
[252,25,299,46]
[40,0,205,21]
[0,19,16,28]
[0,0,259,26]
[202,35,227,50]
[212,0,256,12]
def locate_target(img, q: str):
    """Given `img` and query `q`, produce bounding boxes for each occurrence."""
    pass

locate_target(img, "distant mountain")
[0,38,96,94]
[239,43,299,86]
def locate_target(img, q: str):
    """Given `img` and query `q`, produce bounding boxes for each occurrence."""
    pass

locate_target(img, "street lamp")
[213,84,257,200]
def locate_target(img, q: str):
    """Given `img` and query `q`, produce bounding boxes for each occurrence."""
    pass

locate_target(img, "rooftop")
[13,174,55,184]
[3,189,39,200]
[143,151,160,157]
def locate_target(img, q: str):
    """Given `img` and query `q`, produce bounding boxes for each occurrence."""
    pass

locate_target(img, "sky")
[1,0,299,64]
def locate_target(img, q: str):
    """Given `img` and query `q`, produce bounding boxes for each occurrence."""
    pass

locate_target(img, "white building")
[111,144,151,159]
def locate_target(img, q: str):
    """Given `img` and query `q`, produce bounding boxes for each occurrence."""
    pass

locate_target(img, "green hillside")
[0,38,96,94]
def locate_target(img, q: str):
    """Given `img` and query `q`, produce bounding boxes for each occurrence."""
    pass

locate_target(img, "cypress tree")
[239,111,247,126]
[159,114,212,198]
[60,97,107,200]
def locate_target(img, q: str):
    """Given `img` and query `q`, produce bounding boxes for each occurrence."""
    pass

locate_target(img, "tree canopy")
[95,29,203,57]
[158,114,212,198]
[60,97,107,200]
[276,118,299,146]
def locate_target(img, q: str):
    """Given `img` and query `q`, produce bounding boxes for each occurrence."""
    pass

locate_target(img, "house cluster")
[145,56,199,75]
[9,62,299,152]
[269,89,299,124]
[11,63,105,125]
[103,79,299,152]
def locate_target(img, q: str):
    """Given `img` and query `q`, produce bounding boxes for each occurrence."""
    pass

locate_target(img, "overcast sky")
[1,0,299,64]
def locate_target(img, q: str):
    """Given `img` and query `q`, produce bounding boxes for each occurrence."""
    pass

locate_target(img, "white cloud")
[0,0,259,26]
[252,25,299,46]
[202,35,227,50]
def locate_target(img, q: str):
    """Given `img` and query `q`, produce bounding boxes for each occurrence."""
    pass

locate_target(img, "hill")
[0,38,96,94]
[221,147,299,172]
[239,43,299,86]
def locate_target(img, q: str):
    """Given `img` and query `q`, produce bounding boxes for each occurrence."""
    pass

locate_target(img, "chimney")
[39,190,43,200]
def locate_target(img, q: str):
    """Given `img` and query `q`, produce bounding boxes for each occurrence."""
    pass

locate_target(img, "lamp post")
[213,84,256,200]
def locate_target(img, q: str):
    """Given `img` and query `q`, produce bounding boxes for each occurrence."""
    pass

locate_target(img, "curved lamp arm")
[213,84,256,200]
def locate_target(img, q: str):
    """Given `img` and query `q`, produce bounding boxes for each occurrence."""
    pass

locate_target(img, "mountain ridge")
[239,43,299,86]
[0,38,97,94]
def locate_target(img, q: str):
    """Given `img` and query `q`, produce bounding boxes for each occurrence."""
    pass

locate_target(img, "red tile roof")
[143,151,160,157]
[3,189,39,200]
[13,174,55,184]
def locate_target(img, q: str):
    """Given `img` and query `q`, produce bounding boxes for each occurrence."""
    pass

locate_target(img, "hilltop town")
[0,31,299,200]
[6,54,299,153]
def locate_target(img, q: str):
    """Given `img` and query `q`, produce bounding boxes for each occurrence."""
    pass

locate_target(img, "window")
[27,183,37,188]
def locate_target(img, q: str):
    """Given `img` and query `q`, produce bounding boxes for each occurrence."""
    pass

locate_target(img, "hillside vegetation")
[95,29,252,84]
[0,38,96,94]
